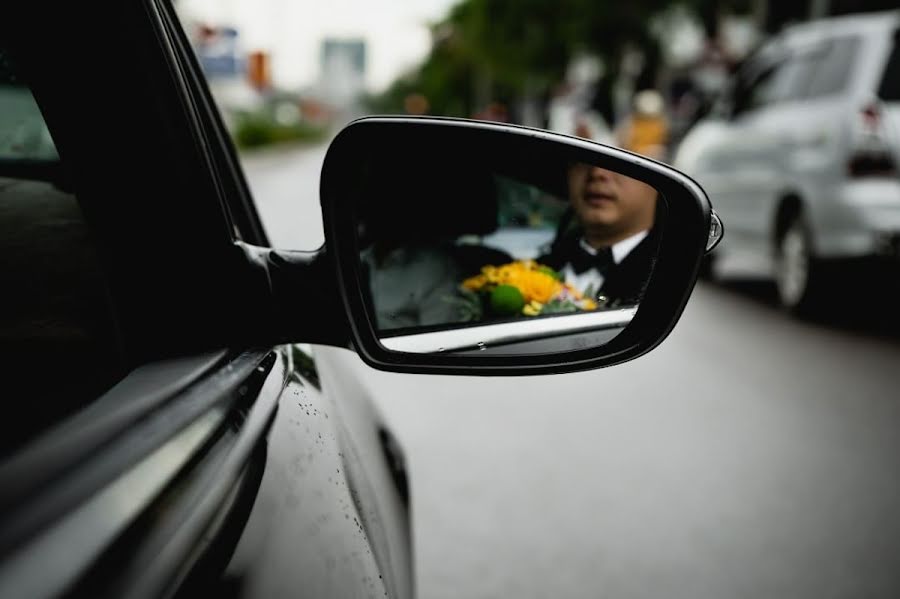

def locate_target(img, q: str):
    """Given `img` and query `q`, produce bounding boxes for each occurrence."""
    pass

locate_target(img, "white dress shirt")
[560,230,648,297]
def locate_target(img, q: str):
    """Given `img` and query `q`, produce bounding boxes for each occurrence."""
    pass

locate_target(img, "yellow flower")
[459,260,601,318]
[463,261,571,307]
[462,274,487,291]
[473,261,560,304]
[522,300,544,316]
[519,271,561,304]
[497,263,523,285]
[482,265,501,284]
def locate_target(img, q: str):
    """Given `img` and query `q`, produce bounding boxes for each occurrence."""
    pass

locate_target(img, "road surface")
[243,144,900,599]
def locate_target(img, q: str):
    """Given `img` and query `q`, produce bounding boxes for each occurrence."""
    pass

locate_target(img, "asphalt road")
[243,144,900,599]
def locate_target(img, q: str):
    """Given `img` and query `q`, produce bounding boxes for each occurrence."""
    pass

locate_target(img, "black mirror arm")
[233,242,352,349]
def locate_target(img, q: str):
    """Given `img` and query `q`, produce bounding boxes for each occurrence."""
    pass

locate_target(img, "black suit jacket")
[538,229,659,308]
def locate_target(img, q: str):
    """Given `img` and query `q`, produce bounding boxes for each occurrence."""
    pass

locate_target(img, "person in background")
[547,81,614,145]
[616,89,669,161]
[538,163,659,309]
[472,101,509,123]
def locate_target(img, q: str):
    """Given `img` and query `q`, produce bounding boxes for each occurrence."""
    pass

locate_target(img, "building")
[318,38,367,108]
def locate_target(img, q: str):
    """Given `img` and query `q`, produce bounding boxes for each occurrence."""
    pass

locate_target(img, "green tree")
[368,0,753,121]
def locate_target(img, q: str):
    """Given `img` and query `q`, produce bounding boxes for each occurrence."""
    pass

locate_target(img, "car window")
[804,36,859,99]
[729,40,847,116]
[768,51,819,103]
[479,175,567,260]
[878,29,900,101]
[0,53,57,162]
[732,62,780,116]
[0,45,123,456]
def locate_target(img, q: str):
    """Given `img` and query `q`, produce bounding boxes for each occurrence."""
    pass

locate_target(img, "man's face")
[567,164,657,243]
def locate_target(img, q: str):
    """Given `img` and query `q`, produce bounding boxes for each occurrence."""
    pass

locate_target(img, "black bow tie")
[569,244,614,275]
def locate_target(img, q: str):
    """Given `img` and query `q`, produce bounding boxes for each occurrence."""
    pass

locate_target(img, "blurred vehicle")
[674,10,900,313]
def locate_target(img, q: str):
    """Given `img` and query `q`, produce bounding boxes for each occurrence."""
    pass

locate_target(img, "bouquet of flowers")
[451,260,599,321]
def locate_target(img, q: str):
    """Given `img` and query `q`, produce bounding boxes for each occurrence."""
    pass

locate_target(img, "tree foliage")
[367,0,753,118]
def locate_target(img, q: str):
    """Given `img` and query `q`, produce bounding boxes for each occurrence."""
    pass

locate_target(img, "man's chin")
[580,210,618,227]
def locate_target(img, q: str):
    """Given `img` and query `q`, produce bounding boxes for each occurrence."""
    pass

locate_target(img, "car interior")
[0,52,124,457]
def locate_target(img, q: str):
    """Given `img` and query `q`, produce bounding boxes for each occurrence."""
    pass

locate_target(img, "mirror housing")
[319,116,715,375]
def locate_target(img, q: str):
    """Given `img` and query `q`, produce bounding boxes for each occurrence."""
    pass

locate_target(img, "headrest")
[357,150,499,246]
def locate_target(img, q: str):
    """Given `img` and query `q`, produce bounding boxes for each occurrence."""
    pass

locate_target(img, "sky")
[179,0,459,92]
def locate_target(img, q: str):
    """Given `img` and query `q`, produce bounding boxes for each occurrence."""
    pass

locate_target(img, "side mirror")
[320,117,720,375]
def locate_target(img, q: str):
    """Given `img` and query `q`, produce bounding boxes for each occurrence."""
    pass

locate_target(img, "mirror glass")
[350,135,663,355]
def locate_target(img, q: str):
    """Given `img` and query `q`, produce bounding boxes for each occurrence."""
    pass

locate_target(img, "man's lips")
[584,191,616,206]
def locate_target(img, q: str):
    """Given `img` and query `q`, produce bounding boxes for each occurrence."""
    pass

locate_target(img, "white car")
[674,10,900,313]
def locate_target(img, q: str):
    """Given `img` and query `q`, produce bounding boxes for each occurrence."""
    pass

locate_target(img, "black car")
[0,2,718,598]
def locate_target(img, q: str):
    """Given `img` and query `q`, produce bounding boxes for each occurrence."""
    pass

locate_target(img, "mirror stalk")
[234,242,352,349]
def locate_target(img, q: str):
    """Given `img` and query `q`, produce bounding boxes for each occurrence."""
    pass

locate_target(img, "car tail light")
[848,101,897,177]
[860,103,881,130]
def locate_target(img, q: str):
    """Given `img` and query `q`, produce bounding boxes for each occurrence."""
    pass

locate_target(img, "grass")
[233,111,327,150]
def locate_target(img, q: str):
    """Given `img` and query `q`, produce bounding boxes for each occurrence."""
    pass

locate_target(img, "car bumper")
[814,178,900,259]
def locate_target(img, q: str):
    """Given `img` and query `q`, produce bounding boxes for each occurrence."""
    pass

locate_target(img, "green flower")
[490,284,526,315]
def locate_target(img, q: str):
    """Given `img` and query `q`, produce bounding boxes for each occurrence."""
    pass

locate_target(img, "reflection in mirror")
[354,147,662,355]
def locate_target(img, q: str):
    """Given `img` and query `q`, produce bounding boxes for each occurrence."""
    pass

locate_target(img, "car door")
[692,47,813,277]
[716,57,794,274]
[725,39,850,272]
[0,2,409,598]
[155,5,415,597]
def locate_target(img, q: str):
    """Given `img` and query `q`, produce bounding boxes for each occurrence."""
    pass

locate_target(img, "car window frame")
[726,44,784,120]
[155,0,269,246]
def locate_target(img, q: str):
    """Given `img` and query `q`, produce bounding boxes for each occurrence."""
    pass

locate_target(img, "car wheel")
[775,215,828,315]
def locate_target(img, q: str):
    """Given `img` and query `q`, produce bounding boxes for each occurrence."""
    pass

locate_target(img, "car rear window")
[878,29,900,101]
[804,36,859,99]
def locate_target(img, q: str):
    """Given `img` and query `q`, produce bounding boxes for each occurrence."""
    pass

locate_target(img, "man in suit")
[539,163,659,308]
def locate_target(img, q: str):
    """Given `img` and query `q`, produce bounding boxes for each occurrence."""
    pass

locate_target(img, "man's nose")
[589,166,614,181]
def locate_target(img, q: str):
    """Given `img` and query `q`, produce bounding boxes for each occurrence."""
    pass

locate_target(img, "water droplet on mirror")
[477,342,486,351]
[437,347,445,353]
